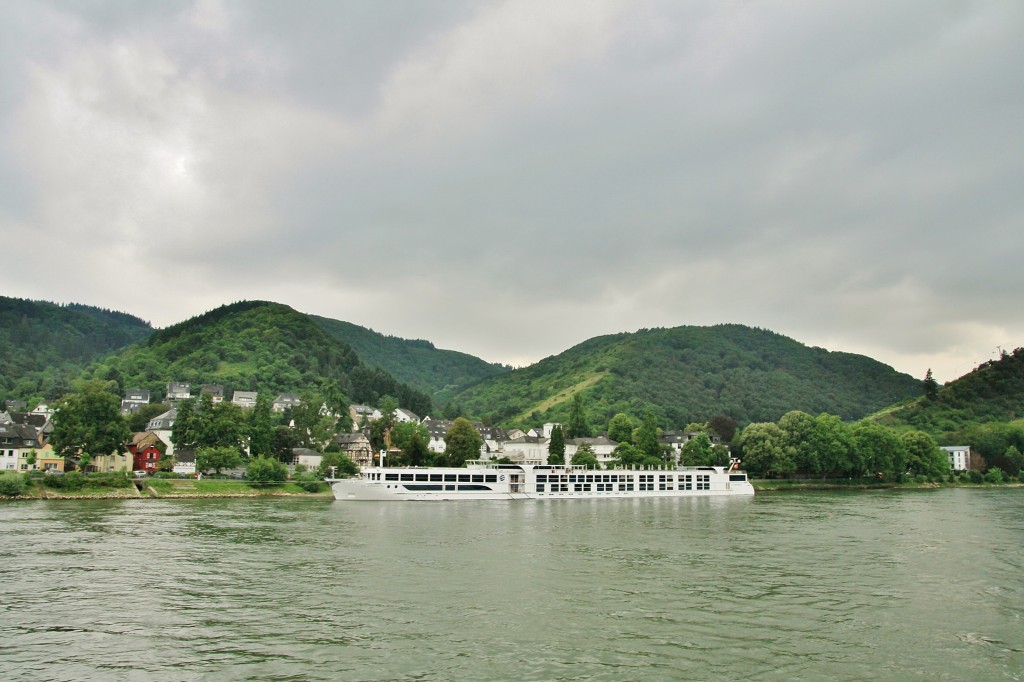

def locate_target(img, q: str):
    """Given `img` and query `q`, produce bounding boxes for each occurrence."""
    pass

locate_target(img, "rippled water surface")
[1,489,1022,680]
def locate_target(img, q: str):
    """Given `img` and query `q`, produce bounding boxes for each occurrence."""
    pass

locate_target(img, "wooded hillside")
[0,296,153,402]
[79,301,432,414]
[310,315,508,403]
[448,324,923,430]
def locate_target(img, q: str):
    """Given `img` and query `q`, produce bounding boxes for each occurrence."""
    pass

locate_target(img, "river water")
[1,489,1021,681]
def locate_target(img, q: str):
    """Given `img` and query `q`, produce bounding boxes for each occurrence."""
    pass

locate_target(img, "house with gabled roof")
[393,408,420,423]
[121,389,151,415]
[349,404,381,428]
[232,391,258,409]
[273,394,301,413]
[566,436,619,467]
[166,382,191,401]
[334,432,373,467]
[201,384,225,403]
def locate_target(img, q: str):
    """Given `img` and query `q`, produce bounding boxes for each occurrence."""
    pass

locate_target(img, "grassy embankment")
[0,475,333,500]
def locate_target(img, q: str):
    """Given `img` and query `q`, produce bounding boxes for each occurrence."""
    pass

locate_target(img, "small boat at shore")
[328,462,754,501]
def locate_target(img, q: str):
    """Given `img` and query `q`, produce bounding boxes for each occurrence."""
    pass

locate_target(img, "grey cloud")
[1,0,1021,384]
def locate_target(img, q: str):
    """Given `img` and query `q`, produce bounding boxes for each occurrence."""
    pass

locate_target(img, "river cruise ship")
[328,462,754,501]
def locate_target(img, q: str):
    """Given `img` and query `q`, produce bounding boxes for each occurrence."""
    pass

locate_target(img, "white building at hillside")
[566,436,619,468]
[941,445,971,471]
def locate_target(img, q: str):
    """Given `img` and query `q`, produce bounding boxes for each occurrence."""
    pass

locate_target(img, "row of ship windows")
[537,474,711,483]
[399,484,493,491]
[538,481,711,492]
[377,473,500,483]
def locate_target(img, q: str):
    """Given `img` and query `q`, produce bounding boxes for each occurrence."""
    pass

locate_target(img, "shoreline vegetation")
[1,476,1020,500]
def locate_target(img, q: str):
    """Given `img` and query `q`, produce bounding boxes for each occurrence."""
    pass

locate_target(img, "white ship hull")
[329,463,754,501]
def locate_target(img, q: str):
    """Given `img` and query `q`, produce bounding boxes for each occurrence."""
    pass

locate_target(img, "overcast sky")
[2,1,1021,383]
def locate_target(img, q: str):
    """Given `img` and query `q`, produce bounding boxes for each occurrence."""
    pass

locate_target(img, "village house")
[130,432,164,474]
[566,436,619,467]
[89,451,132,473]
[120,389,151,414]
[291,447,323,471]
[273,394,301,413]
[499,435,549,464]
[200,384,225,403]
[145,409,176,455]
[232,391,258,409]
[166,382,191,401]
[393,407,420,423]
[334,432,373,468]
[349,404,380,428]
[173,450,196,476]
[941,445,972,471]
[0,413,42,472]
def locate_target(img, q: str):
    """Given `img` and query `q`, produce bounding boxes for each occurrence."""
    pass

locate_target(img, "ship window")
[729,474,747,481]
[485,475,497,483]
[444,474,456,482]
[403,484,442,491]
[458,474,470,482]
[430,474,442,481]
[385,473,398,481]
[445,485,455,491]
[415,473,428,481]
[536,484,545,492]
[457,485,491,491]
[536,475,547,482]
[472,474,483,483]
[400,473,414,481]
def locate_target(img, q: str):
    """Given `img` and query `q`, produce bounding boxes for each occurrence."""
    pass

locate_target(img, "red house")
[129,431,164,473]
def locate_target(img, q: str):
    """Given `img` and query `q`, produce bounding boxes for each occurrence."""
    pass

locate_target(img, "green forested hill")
[872,347,1024,436]
[0,296,153,402]
[310,315,509,403]
[79,301,432,414]
[449,324,923,430]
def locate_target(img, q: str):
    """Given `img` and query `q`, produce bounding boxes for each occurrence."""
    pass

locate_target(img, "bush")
[297,479,323,493]
[246,456,287,487]
[0,475,27,497]
[968,470,984,484]
[42,471,85,490]
[983,467,1005,484]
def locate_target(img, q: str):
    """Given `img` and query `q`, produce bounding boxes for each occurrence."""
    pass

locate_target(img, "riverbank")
[1,478,334,500]
[752,479,1024,492]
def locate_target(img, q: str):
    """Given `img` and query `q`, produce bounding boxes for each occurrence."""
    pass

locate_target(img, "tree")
[196,446,243,474]
[247,392,275,457]
[443,417,483,467]
[548,425,565,465]
[127,403,171,432]
[778,411,817,474]
[923,368,939,400]
[900,431,949,478]
[200,399,245,450]
[608,443,661,469]
[368,396,399,452]
[850,422,908,479]
[171,398,200,450]
[318,451,359,478]
[635,413,660,458]
[681,432,721,466]
[809,414,853,477]
[404,430,430,466]
[566,394,589,439]
[607,413,634,444]
[246,456,287,486]
[50,380,131,464]
[735,422,791,478]
[271,426,300,463]
[570,443,600,469]
[708,414,738,443]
